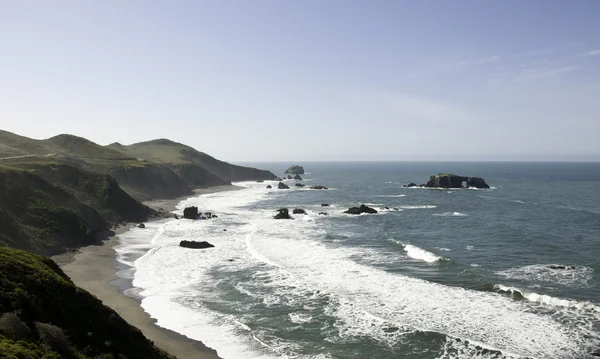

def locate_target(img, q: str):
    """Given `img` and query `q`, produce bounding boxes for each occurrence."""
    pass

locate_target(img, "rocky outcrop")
[183,206,199,219]
[274,208,291,219]
[344,204,378,215]
[310,185,328,190]
[278,182,290,189]
[285,165,305,174]
[423,174,490,189]
[294,174,303,180]
[293,208,306,215]
[179,240,214,249]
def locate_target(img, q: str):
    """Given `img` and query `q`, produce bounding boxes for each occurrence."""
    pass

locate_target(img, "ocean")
[114,162,600,359]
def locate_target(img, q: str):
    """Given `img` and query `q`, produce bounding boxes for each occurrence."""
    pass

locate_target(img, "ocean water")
[114,162,600,359]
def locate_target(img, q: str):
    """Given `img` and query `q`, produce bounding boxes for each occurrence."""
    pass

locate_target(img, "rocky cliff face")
[425,174,490,189]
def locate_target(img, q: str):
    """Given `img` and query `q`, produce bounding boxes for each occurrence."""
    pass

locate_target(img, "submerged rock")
[183,206,199,219]
[287,175,293,179]
[266,185,272,189]
[321,203,330,207]
[278,182,290,189]
[424,174,490,189]
[294,174,303,180]
[548,265,576,270]
[293,208,306,215]
[310,185,328,190]
[137,223,145,228]
[318,212,329,216]
[295,183,305,187]
[404,183,418,188]
[274,208,292,219]
[285,165,305,174]
[179,240,214,249]
[344,204,378,215]
[256,180,264,183]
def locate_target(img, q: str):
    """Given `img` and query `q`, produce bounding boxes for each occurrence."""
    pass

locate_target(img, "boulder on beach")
[137,223,145,228]
[274,208,292,219]
[294,174,303,180]
[310,185,328,190]
[183,206,199,219]
[344,204,378,215]
[179,240,214,249]
[423,174,490,189]
[295,183,305,187]
[284,165,305,174]
[266,185,272,189]
[278,182,290,189]
[293,208,306,215]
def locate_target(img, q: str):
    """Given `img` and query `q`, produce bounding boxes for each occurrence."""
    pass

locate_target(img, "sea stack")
[285,165,305,174]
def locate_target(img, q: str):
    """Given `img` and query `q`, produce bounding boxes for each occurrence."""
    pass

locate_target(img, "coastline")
[57,185,241,359]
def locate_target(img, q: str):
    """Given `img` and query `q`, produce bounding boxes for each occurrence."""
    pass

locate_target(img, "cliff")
[0,247,174,359]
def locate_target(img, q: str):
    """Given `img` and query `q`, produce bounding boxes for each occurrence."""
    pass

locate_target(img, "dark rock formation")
[183,206,199,219]
[179,240,214,249]
[318,212,329,216]
[274,208,291,219]
[294,174,303,180]
[287,175,293,179]
[424,174,490,189]
[137,223,145,228]
[295,183,305,187]
[278,182,290,189]
[275,177,283,181]
[266,185,272,189]
[549,265,575,270]
[344,204,378,215]
[321,203,330,207]
[404,183,418,188]
[285,165,305,174]
[212,214,218,218]
[174,214,180,219]
[293,208,306,215]
[310,185,328,190]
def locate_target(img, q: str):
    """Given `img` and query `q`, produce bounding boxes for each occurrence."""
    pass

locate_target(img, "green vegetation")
[0,247,174,359]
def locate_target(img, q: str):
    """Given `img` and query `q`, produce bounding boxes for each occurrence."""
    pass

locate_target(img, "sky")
[1,1,599,162]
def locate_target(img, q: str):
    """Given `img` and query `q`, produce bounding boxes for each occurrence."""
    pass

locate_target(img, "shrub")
[0,312,31,340]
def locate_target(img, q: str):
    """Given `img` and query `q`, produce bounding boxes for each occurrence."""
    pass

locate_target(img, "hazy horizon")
[1,1,599,162]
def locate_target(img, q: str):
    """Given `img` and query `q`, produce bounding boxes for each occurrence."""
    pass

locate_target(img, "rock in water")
[274,208,292,219]
[256,180,264,183]
[294,174,303,180]
[321,203,330,207]
[344,204,378,215]
[318,212,329,216]
[183,206,199,219]
[295,183,305,187]
[284,165,305,174]
[266,185,272,189]
[287,175,293,179]
[424,174,490,189]
[404,183,418,187]
[137,223,145,228]
[293,208,306,214]
[179,240,214,249]
[278,182,290,189]
[310,185,328,190]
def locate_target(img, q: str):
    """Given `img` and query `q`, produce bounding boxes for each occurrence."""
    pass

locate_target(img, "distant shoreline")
[57,185,240,359]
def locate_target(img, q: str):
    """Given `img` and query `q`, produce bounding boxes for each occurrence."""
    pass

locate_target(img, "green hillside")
[0,247,174,359]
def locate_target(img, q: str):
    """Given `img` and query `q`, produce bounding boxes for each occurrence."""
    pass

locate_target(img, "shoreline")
[58,185,241,359]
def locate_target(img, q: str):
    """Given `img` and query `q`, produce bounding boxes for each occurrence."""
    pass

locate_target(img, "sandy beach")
[58,185,240,359]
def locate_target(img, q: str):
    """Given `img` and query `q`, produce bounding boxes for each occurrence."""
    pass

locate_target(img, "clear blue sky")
[1,0,599,161]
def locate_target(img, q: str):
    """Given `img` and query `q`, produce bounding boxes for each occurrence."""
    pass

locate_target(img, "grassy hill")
[0,129,276,255]
[0,247,174,359]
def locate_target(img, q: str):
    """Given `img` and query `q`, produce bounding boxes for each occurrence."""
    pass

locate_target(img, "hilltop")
[0,130,276,255]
